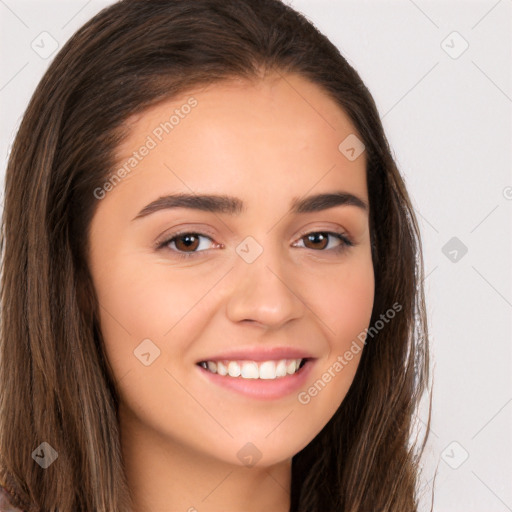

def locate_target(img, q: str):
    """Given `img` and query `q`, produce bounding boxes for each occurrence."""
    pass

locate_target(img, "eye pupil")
[304,232,328,250]
[175,234,199,251]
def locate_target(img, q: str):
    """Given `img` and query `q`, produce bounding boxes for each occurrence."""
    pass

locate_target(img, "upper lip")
[196,346,315,363]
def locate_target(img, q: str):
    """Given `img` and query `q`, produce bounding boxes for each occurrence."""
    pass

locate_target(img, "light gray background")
[1,1,511,511]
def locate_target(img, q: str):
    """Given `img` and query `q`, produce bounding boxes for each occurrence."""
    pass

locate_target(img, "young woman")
[0,0,431,510]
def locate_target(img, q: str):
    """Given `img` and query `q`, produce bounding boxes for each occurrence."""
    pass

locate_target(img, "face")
[88,72,374,468]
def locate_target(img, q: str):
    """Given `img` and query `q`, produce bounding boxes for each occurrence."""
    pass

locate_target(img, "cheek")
[309,252,375,345]
[331,269,374,346]
[93,258,217,379]
[294,253,374,420]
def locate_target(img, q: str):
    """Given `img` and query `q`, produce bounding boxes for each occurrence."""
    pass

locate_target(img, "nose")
[225,245,306,330]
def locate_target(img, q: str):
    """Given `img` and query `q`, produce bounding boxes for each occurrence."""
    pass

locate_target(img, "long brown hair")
[0,0,432,510]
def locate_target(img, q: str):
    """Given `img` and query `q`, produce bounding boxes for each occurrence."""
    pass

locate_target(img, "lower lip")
[197,359,315,400]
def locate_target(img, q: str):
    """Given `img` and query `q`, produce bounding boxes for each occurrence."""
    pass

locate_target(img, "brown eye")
[294,230,353,254]
[302,232,329,250]
[157,232,216,258]
[174,234,200,252]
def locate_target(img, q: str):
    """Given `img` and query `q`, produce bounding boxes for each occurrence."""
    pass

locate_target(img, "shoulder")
[0,485,25,512]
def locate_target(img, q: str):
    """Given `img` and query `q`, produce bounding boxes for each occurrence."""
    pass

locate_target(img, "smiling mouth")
[196,358,308,380]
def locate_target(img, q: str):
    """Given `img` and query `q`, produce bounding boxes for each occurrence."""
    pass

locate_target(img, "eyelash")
[156,229,354,260]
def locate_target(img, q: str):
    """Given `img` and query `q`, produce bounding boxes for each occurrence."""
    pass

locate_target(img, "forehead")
[109,72,368,208]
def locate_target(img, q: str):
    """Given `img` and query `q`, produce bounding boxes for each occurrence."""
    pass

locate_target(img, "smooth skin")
[87,72,375,512]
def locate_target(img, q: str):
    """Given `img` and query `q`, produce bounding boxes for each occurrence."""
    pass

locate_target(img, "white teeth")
[276,360,287,377]
[217,361,227,376]
[199,358,304,379]
[259,361,276,379]
[227,361,241,377]
[286,360,297,374]
[240,362,259,379]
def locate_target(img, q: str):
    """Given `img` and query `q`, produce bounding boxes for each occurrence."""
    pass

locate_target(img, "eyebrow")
[131,191,368,221]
